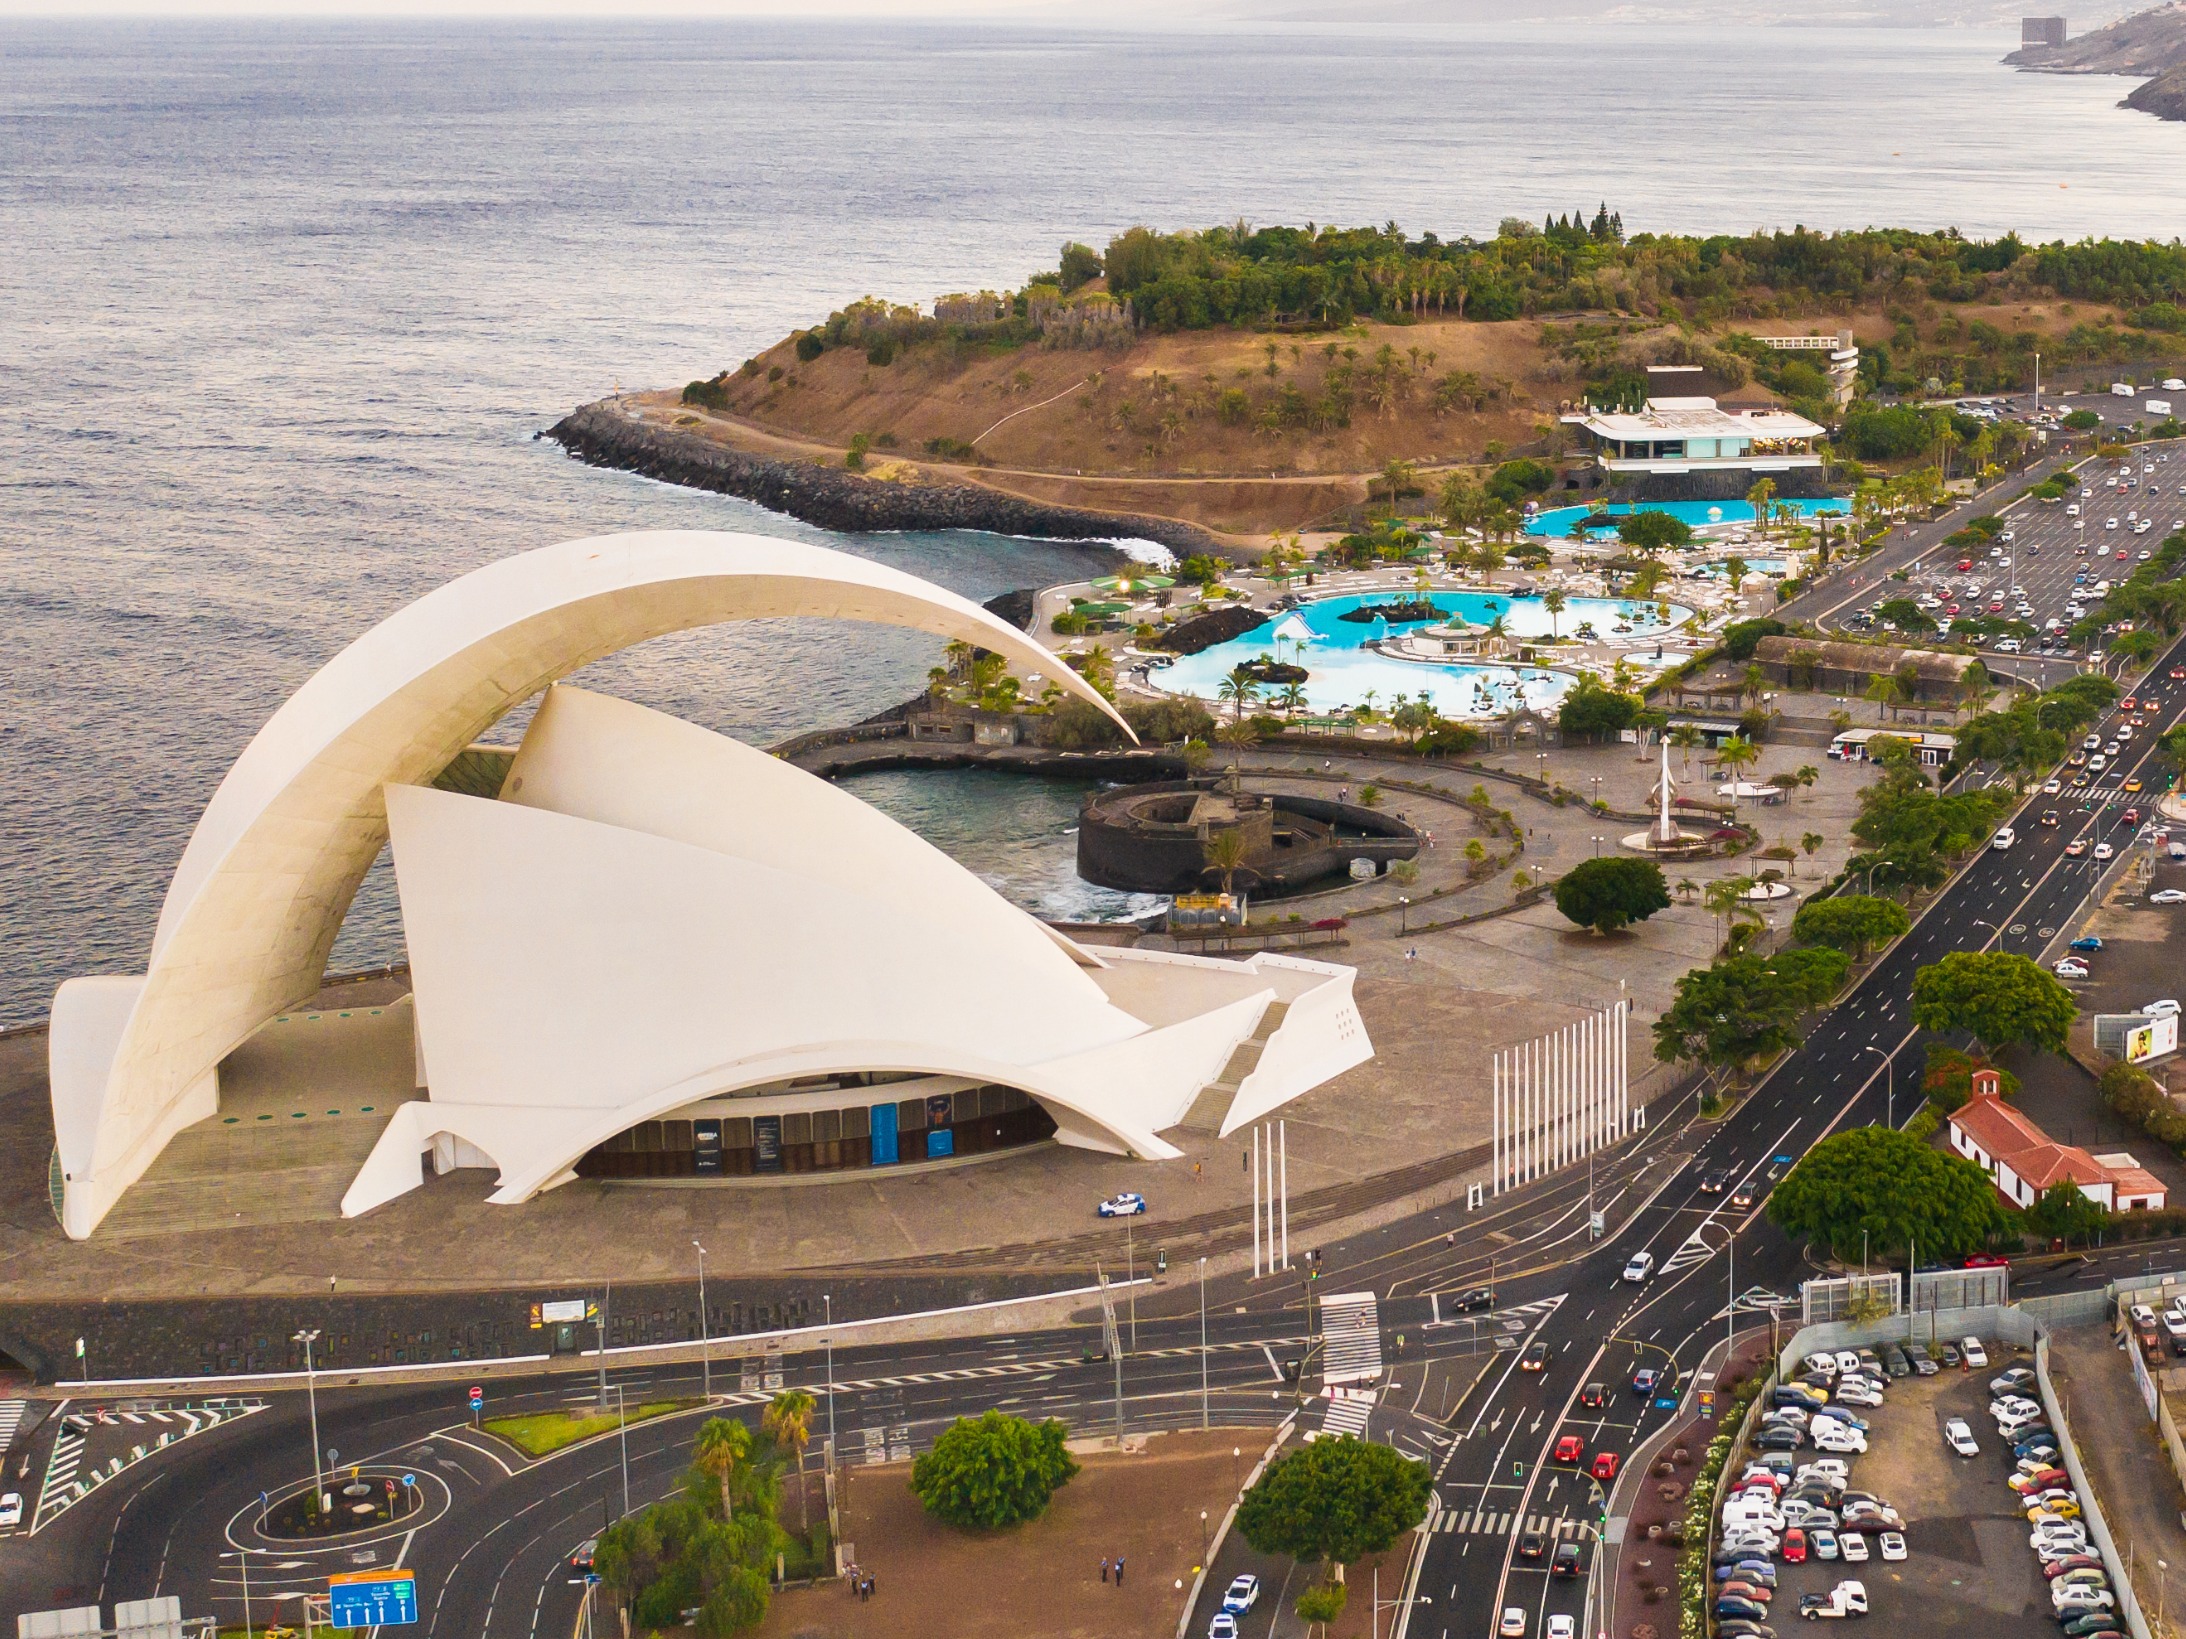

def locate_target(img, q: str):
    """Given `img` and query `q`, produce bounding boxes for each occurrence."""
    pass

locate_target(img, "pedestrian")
[868,1575,877,1599]
[1100,1557,1110,1584]
[1115,1555,1125,1586]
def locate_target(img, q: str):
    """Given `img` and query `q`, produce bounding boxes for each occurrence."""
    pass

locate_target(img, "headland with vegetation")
[551,216,2186,548]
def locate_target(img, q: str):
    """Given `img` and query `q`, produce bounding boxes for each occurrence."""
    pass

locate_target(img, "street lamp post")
[1861,1043,1895,1129]
[293,1328,324,1513]
[692,1241,710,1402]
[823,1292,837,1460]
[615,1383,631,1519]
[1399,894,1410,934]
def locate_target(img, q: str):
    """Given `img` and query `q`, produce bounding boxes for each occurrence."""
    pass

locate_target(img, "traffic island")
[261,1473,425,1539]
[481,1397,706,1458]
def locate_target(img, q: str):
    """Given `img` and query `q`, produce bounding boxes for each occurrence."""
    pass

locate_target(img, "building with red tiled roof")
[1946,1069,2166,1212]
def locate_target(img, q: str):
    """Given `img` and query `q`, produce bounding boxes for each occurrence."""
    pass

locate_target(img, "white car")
[1834,1351,1862,1376]
[1799,1459,1851,1482]
[1944,1419,1980,1457]
[1622,1251,1655,1283]
[1813,1428,1868,1455]
[1962,1337,1989,1368]
[1499,1608,1527,1637]
[1839,1530,1871,1564]
[0,1492,19,1528]
[1991,826,2016,851]
[1220,1574,1260,1614]
[2143,999,2182,1018]
[1209,1617,1239,1639]
[2054,958,2090,980]
[2094,842,2115,862]
[1877,1532,1907,1562]
[1097,1192,1147,1218]
[1546,1619,1575,1639]
[1835,1383,1884,1408]
[2150,889,2186,905]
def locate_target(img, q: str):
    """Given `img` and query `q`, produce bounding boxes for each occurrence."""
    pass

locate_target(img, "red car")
[1554,1434,1585,1464]
[1956,558,1974,571]
[1965,1253,2010,1269]
[2169,667,2184,680]
[1591,1451,1621,1482]
[1782,1527,1809,1562]
[2122,698,2139,710]
[2124,808,2141,826]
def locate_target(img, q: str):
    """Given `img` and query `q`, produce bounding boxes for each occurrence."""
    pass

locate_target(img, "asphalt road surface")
[7,639,2186,1639]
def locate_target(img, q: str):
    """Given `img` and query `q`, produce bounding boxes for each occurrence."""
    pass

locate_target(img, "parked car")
[1839,1530,1870,1565]
[1809,1527,1840,1560]
[1782,1527,1809,1562]
[1097,1192,1147,1218]
[1944,1419,1980,1457]
[0,1493,20,1530]
[1877,1532,1906,1562]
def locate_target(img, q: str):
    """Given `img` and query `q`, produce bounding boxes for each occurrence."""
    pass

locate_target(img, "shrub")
[909,1411,1079,1531]
[793,331,824,363]
[844,433,871,470]
[866,338,896,366]
[681,377,731,411]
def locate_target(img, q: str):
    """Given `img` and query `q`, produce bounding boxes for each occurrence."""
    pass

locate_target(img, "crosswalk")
[29,1400,264,1535]
[1319,1292,1384,1386]
[35,1420,85,1526]
[1320,1387,1376,1440]
[1439,1509,1593,1538]
[0,1401,25,1456]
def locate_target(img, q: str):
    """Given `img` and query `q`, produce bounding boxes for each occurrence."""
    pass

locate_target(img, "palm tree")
[1801,831,1824,877]
[763,1389,818,1529]
[1723,555,1750,595]
[1676,877,1700,905]
[1745,478,1777,539]
[1717,736,1760,783]
[1277,681,1307,717]
[1218,664,1260,721]
[1541,588,1567,640]
[1669,724,1704,770]
[1379,458,1417,513]
[1217,718,1257,793]
[1203,825,1250,897]
[694,1416,752,1521]
[1740,663,1767,706]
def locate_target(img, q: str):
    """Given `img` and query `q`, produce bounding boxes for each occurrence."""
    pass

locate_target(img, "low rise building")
[1947,1070,2167,1212]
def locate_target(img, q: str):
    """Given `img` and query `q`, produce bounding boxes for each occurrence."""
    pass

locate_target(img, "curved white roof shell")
[53,530,1373,1238]
[49,531,1128,1238]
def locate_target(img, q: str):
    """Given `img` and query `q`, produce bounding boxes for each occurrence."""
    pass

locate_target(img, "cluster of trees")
[1787,893,1910,959]
[595,1398,819,1637]
[1236,1435,1433,1629]
[2101,1060,2186,1150]
[1945,672,2118,787]
[1908,951,2077,1056]
[1844,745,2013,895]
[1920,1042,2020,1113]
[1653,945,1850,1076]
[1037,222,2186,336]
[1556,674,1644,741]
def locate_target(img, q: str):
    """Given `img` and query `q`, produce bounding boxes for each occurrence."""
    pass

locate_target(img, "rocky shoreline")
[546,399,1238,558]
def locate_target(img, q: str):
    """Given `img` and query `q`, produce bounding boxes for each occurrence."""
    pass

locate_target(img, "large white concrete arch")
[50,531,1128,1239]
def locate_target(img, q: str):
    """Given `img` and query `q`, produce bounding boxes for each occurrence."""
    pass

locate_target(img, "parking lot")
[1829,437,2186,674]
[1723,1343,2074,1639]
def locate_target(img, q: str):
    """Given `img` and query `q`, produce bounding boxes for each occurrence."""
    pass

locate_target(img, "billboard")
[2128,1014,2180,1065]
[329,1570,419,1628]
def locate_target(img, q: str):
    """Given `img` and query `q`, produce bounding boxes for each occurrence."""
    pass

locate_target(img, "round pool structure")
[1524,498,1849,537]
[1142,590,1689,720]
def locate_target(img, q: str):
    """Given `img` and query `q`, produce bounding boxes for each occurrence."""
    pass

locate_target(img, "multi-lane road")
[6,558,2185,1639]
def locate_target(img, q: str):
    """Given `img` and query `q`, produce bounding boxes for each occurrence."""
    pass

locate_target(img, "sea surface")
[4,17,2184,1024]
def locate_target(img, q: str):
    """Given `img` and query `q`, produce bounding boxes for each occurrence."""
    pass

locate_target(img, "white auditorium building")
[47,533,1372,1240]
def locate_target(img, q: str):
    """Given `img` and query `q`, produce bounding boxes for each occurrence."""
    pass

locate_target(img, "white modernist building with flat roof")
[1561,396,1826,478]
[49,532,1372,1239]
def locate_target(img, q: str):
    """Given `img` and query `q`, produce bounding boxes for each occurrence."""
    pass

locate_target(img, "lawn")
[483,1398,704,1457]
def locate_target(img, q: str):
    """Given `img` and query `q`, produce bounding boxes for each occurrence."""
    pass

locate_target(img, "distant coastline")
[2007,4,2186,124]
[545,399,1235,559]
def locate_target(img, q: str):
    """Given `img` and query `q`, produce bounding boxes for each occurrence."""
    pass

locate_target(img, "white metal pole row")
[1491,1001,1629,1195]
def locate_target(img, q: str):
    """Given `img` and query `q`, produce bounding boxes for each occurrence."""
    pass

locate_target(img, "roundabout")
[232,1464,451,1550]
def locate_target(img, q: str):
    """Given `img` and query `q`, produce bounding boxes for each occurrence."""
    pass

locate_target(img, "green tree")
[1745,477,1777,538]
[762,1389,817,1530]
[2026,1181,2109,1247]
[1218,664,1261,720]
[1790,894,1910,958]
[1909,950,2076,1055]
[694,1416,751,1523]
[1768,1126,2010,1263]
[1653,947,1850,1073]
[1203,826,1250,896]
[1553,856,1671,935]
[1615,510,1694,554]
[1541,587,1568,639]
[1296,1581,1348,1636]
[1557,674,1642,742]
[1235,1436,1432,1575]
[909,1411,1079,1531]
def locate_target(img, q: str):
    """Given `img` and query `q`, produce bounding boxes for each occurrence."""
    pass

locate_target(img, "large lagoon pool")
[1145,591,1689,720]
[1524,498,1850,536]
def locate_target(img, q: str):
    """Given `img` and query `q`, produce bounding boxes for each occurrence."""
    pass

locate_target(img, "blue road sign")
[1654,1396,1678,1409]
[330,1569,419,1627]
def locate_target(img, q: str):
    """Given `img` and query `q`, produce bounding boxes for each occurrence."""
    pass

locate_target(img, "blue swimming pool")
[1145,590,1690,720]
[1524,498,1850,537]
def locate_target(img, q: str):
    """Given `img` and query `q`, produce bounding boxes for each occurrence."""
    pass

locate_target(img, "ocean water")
[3,17,2183,1025]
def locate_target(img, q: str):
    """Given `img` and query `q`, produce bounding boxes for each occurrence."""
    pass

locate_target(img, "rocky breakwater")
[547,400,1234,557]
[2006,3,2186,123]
